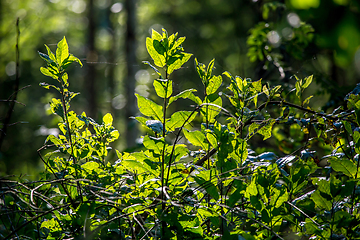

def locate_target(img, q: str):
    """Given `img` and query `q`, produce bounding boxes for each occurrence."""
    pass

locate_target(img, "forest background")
[1,0,360,177]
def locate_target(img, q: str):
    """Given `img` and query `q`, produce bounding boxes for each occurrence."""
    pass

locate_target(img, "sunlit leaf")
[183,130,207,149]
[103,113,113,126]
[310,190,332,211]
[56,36,69,66]
[153,79,172,98]
[329,158,357,178]
[40,67,58,79]
[135,93,163,120]
[166,111,197,131]
[206,75,222,95]
[146,37,166,67]
[168,89,200,106]
[167,52,192,75]
[303,75,313,89]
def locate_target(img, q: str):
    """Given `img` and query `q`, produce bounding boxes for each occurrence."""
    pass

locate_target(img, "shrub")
[1,29,360,240]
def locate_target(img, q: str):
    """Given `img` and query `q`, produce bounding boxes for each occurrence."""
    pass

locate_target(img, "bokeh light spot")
[282,27,294,40]
[287,13,301,28]
[112,94,127,110]
[69,0,86,14]
[267,31,281,47]
[135,85,150,97]
[111,3,123,13]
[135,70,150,84]
[5,61,16,76]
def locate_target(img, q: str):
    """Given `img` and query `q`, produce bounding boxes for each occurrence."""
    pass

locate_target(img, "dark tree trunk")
[124,0,138,149]
[86,0,97,118]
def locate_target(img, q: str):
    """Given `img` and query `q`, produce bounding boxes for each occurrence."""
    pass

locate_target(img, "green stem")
[161,67,169,237]
[59,73,83,202]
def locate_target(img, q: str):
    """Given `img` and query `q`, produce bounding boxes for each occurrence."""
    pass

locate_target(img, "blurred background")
[1,0,360,176]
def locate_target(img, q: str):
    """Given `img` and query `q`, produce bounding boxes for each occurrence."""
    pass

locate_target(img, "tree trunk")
[124,0,138,149]
[86,0,97,118]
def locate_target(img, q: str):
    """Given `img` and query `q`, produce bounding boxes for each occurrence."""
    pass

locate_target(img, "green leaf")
[38,51,54,64]
[103,113,113,126]
[295,79,302,97]
[142,135,163,155]
[206,58,215,80]
[310,190,332,211]
[46,135,62,146]
[135,93,163,120]
[201,95,222,123]
[228,180,246,207]
[258,119,276,140]
[82,161,100,173]
[110,129,120,141]
[41,218,60,230]
[153,39,166,55]
[251,79,262,92]
[343,120,352,135]
[206,75,222,95]
[62,54,83,69]
[206,132,218,149]
[270,188,288,208]
[263,84,269,97]
[45,45,57,63]
[39,82,60,91]
[303,75,313,89]
[151,28,163,41]
[166,111,197,131]
[121,159,156,175]
[245,179,258,198]
[250,195,264,211]
[302,95,313,105]
[329,158,357,178]
[40,67,58,79]
[194,170,219,201]
[231,138,248,163]
[248,119,275,140]
[195,58,206,80]
[198,208,218,217]
[170,36,185,52]
[183,130,207,149]
[168,89,200,106]
[50,98,64,119]
[56,37,69,66]
[153,79,172,98]
[146,37,166,68]
[167,52,192,75]
[261,209,271,223]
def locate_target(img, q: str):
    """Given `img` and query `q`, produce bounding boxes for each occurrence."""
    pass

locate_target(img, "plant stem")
[161,67,169,237]
[59,73,83,202]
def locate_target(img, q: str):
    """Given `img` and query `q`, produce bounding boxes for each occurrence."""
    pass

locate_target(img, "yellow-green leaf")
[56,37,69,66]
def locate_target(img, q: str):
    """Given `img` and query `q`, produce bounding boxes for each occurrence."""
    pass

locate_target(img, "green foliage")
[2,30,360,240]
